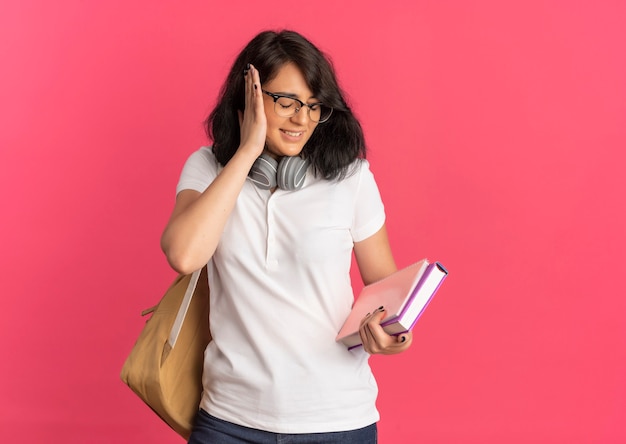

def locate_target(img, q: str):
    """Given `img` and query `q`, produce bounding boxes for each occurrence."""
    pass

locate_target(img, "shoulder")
[340,158,377,190]
[183,146,221,173]
[187,146,218,167]
[176,146,220,194]
[318,158,383,207]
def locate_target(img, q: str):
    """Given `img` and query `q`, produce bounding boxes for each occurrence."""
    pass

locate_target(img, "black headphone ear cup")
[277,156,309,190]
[248,154,278,190]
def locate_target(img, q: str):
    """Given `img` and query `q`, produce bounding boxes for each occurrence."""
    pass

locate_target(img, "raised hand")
[238,64,267,158]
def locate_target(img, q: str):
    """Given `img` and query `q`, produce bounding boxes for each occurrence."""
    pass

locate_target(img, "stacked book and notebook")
[336,258,448,349]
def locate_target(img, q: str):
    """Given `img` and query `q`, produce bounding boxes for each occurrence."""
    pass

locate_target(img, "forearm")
[163,64,265,274]
[161,147,259,274]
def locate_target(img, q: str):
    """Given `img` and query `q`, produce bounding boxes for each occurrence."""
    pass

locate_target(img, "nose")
[291,106,309,125]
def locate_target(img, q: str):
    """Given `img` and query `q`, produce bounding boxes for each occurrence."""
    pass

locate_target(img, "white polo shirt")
[176,147,386,433]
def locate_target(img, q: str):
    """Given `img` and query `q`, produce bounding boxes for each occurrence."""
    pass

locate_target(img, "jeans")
[188,409,377,444]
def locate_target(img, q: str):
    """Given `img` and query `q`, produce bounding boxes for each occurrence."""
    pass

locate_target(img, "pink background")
[1,1,625,442]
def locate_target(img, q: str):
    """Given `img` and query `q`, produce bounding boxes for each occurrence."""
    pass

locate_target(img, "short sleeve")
[176,147,220,195]
[350,160,386,242]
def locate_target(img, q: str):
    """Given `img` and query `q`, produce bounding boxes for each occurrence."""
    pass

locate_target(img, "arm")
[353,224,413,355]
[161,65,266,274]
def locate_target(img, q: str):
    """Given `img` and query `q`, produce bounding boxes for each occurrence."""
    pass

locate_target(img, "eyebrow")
[271,91,319,102]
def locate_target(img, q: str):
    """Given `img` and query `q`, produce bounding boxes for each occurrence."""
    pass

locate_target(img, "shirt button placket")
[266,199,278,270]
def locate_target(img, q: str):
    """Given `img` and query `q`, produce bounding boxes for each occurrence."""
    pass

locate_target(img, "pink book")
[336,259,448,349]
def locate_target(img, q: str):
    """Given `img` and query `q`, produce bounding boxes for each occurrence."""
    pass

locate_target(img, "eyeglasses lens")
[274,97,332,123]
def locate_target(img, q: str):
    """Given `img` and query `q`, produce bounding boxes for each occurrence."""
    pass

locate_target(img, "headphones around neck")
[248,154,309,190]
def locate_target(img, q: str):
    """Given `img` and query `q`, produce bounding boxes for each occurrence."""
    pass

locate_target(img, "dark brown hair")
[206,30,366,180]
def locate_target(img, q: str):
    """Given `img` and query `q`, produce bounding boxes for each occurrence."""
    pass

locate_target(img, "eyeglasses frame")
[261,90,333,123]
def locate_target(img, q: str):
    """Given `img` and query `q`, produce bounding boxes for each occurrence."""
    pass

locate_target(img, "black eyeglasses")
[262,90,333,123]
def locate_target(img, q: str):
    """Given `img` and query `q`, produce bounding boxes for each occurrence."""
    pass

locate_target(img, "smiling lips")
[281,129,304,138]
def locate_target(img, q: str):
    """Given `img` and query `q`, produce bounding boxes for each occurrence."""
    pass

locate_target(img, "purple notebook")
[336,259,448,349]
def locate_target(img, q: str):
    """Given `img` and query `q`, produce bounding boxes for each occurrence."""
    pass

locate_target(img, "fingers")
[242,64,264,122]
[243,64,253,109]
[239,63,266,155]
[243,63,262,107]
[358,308,413,355]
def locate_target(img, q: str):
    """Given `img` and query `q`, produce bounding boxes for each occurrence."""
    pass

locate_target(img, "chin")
[267,143,305,158]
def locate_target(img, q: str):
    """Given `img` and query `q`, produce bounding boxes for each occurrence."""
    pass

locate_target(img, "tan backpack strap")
[168,267,203,349]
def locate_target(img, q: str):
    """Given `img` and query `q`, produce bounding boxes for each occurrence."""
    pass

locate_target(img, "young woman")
[161,30,412,444]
